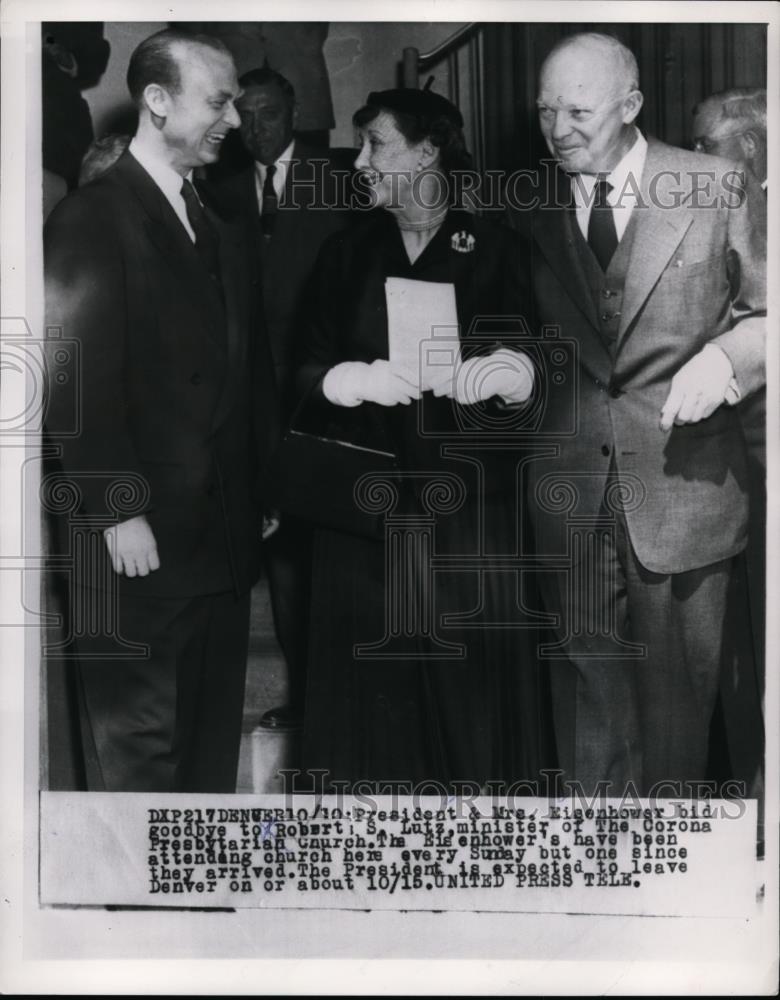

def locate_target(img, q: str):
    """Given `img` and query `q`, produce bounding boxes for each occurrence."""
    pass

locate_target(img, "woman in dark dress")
[296,89,545,791]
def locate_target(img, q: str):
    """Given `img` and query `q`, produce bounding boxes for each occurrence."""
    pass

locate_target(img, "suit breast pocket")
[658,252,730,308]
[663,251,725,279]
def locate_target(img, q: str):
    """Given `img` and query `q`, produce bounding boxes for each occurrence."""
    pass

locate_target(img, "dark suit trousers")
[539,506,733,798]
[263,516,312,710]
[74,587,250,792]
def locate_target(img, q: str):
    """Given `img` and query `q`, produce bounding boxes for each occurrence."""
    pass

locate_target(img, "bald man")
[693,88,767,188]
[506,33,766,797]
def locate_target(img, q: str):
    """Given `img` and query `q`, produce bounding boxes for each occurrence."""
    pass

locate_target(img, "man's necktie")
[180,179,221,284]
[261,164,278,239]
[587,177,618,271]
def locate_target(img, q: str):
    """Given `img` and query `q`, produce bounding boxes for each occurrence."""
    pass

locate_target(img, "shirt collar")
[254,139,296,189]
[572,130,648,207]
[128,135,193,203]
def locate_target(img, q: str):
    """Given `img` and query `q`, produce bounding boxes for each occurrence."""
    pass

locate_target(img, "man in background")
[693,86,767,797]
[210,67,352,730]
[693,88,767,188]
[45,28,279,792]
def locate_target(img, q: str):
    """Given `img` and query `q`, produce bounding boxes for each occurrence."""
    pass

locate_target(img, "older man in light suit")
[506,33,766,797]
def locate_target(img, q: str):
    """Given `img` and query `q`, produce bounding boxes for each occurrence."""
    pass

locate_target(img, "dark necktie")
[180,179,221,284]
[261,164,278,239]
[587,177,618,271]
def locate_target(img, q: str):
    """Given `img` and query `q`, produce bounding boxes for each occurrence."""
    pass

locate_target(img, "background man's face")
[237,83,295,165]
[693,107,750,163]
[163,46,241,173]
[538,45,636,175]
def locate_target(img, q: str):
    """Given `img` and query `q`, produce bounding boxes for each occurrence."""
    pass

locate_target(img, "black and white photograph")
[1,0,777,993]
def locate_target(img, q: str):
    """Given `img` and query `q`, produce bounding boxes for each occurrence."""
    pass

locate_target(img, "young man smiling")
[44,28,279,792]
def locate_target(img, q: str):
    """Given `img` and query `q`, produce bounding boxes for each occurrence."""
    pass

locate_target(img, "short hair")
[545,32,640,93]
[694,87,767,135]
[78,133,131,186]
[352,92,471,177]
[126,27,230,106]
[238,66,295,106]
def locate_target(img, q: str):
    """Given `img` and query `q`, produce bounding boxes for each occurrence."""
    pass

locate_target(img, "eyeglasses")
[693,130,748,154]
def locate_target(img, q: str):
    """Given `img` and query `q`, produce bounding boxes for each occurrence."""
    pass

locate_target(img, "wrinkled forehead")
[539,46,621,106]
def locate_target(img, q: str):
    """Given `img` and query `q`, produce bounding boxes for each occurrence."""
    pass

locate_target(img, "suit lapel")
[533,207,600,332]
[210,213,249,431]
[617,140,693,341]
[531,169,600,332]
[115,152,227,353]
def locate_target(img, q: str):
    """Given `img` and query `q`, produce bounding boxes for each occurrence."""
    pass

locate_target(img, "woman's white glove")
[322,360,422,407]
[430,348,535,405]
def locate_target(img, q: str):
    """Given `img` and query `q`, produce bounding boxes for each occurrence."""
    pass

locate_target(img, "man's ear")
[739,130,758,161]
[622,89,644,125]
[142,83,170,120]
[291,102,300,130]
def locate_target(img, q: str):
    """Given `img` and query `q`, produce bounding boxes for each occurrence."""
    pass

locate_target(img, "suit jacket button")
[601,444,611,456]
[608,384,622,398]
[190,373,202,385]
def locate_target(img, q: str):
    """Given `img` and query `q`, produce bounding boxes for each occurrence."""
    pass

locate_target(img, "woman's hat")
[365,86,464,128]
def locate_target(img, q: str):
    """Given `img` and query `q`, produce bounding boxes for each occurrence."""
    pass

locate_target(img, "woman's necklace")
[395,206,449,232]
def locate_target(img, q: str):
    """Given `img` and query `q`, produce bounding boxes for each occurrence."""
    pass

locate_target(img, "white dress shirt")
[128,136,197,242]
[253,139,296,211]
[572,130,648,241]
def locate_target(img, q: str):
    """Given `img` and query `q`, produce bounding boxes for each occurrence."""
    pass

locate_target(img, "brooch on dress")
[451,231,476,253]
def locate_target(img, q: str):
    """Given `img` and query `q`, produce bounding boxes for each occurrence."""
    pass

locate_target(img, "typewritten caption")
[40,794,760,915]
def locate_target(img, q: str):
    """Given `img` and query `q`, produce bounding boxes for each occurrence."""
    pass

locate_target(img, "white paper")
[385,277,460,389]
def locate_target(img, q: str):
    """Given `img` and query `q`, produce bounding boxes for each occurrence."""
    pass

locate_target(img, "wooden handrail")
[402,23,479,88]
[401,23,485,173]
[417,23,479,68]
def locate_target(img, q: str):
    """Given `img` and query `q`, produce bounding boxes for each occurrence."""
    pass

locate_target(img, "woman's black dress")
[297,208,547,790]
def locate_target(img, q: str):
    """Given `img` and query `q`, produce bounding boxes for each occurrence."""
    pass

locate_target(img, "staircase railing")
[401,23,485,172]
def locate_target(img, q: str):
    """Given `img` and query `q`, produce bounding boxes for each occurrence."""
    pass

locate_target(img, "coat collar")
[617,138,693,339]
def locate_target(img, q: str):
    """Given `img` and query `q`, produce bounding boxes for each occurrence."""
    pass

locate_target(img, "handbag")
[267,386,400,540]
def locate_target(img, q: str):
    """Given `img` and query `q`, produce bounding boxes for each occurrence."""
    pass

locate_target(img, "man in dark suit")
[210,67,352,728]
[506,33,766,797]
[44,28,279,792]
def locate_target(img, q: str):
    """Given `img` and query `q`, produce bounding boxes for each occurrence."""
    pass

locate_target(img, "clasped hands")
[323,350,535,408]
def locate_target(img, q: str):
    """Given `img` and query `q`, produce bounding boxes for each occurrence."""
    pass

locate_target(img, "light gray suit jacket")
[509,138,767,574]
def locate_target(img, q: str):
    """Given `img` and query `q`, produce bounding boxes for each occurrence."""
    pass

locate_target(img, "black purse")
[267,387,400,540]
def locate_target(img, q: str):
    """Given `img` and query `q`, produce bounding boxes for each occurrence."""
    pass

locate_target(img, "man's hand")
[103,514,160,577]
[323,360,422,407]
[660,344,736,431]
[430,349,535,405]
